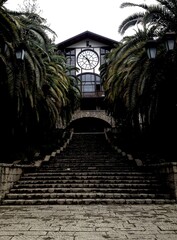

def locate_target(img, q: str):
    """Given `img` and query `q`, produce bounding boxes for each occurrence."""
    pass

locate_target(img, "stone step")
[2,198,176,205]
[21,175,157,180]
[5,192,172,200]
[9,187,165,194]
[41,164,132,168]
[42,161,130,165]
[54,156,119,159]
[24,171,155,177]
[35,170,153,176]
[40,167,136,171]
[2,132,174,205]
[14,179,160,185]
[57,152,115,155]
[49,156,124,159]
[13,183,161,189]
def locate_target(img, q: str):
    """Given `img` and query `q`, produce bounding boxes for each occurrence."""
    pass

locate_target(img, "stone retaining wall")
[104,129,177,201]
[0,164,23,202]
[0,129,74,203]
[1,130,177,203]
[151,162,177,200]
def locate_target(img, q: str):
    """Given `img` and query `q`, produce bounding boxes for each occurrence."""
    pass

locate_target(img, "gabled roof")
[57,30,119,50]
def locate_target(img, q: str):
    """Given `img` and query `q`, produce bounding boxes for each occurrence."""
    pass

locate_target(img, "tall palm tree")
[119,0,177,36]
[101,0,177,156]
[118,0,177,136]
[0,2,81,161]
[101,27,158,130]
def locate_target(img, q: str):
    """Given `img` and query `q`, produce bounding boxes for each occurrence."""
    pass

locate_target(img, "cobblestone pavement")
[0,204,177,240]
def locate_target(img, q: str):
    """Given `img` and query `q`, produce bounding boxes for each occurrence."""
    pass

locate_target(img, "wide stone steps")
[42,161,129,165]
[35,170,151,175]
[16,179,159,185]
[40,167,135,171]
[22,171,156,176]
[9,187,163,194]
[2,132,175,205]
[12,183,162,189]
[42,158,131,164]
[5,192,171,200]
[3,198,174,205]
[20,175,158,181]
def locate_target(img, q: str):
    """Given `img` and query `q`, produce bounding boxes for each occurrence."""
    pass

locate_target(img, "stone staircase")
[2,133,176,204]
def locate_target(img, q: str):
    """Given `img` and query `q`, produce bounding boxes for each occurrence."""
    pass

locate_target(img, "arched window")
[78,73,103,97]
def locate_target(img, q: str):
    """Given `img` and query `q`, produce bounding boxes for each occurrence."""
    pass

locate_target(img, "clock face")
[77,49,99,70]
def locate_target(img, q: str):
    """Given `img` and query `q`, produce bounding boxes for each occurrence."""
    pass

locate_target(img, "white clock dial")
[77,49,99,70]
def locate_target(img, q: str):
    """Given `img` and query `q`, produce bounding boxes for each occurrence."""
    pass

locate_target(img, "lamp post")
[144,32,177,157]
[145,39,158,59]
[145,32,176,59]
[15,46,25,85]
[163,31,176,51]
[0,42,7,54]
[15,47,25,60]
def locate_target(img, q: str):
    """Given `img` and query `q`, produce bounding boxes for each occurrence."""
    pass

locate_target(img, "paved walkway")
[0,204,177,240]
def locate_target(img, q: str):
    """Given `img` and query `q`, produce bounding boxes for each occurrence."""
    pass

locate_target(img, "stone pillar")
[153,162,177,200]
[0,164,23,203]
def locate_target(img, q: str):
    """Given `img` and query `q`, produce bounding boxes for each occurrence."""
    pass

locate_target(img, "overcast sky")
[5,0,157,44]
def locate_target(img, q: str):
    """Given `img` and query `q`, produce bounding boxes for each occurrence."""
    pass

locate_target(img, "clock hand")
[86,58,91,64]
[83,55,90,63]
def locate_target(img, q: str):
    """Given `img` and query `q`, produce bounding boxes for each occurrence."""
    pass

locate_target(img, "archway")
[69,117,111,132]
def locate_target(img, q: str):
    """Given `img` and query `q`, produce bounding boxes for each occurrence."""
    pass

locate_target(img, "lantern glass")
[165,39,175,51]
[145,40,158,59]
[164,32,176,51]
[0,42,7,54]
[147,47,157,59]
[16,49,25,60]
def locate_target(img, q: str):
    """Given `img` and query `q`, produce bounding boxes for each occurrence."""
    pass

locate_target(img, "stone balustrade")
[0,129,74,203]
[0,164,23,202]
[104,128,177,201]
[150,162,177,200]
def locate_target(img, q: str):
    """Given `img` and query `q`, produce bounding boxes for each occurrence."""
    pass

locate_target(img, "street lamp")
[145,39,158,59]
[145,32,177,59]
[163,31,176,51]
[0,42,7,54]
[15,47,25,60]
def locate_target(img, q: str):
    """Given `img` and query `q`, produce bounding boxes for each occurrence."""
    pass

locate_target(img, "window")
[65,49,76,75]
[78,73,103,96]
[100,47,110,65]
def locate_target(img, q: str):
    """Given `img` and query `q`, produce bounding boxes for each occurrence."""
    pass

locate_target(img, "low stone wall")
[151,162,177,200]
[0,129,74,203]
[0,164,24,202]
[104,128,177,201]
[104,129,143,167]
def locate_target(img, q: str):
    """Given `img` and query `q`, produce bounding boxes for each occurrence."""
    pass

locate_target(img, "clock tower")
[57,31,118,130]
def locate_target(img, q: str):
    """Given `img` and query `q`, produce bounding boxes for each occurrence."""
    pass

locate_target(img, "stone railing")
[104,128,177,201]
[149,162,177,200]
[0,164,24,202]
[104,128,143,167]
[0,129,74,204]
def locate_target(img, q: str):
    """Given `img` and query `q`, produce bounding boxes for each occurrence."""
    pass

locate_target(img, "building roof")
[56,30,119,50]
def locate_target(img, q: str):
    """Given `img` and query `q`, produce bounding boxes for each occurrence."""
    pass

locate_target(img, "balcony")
[81,90,105,98]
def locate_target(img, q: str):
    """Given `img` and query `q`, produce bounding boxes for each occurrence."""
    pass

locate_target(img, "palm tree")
[101,27,157,131]
[119,0,177,36]
[118,0,177,142]
[0,2,81,161]
[101,1,177,157]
